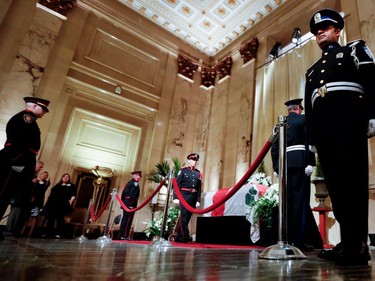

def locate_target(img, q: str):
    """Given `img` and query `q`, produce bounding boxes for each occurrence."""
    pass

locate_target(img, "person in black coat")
[271,98,322,250]
[0,97,50,239]
[43,173,76,238]
[173,153,202,243]
[305,9,375,265]
[118,171,141,240]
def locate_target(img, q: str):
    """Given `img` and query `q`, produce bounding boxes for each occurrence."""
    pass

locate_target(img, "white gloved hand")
[305,165,313,176]
[273,171,279,178]
[309,145,317,153]
[173,199,179,204]
[196,202,200,208]
[368,119,375,137]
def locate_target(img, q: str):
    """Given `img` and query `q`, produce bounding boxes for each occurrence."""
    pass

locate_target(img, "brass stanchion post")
[259,115,306,259]
[97,189,117,243]
[149,171,174,249]
[77,199,92,242]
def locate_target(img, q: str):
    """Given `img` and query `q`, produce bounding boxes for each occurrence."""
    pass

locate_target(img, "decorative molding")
[177,55,198,81]
[38,0,76,17]
[216,56,232,81]
[239,37,259,64]
[200,65,216,89]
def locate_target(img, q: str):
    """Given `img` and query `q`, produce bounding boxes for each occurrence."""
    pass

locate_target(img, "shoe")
[335,244,371,266]
[120,237,129,240]
[54,235,61,239]
[317,243,343,261]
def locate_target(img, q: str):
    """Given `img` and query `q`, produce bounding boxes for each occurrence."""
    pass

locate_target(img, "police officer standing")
[305,9,375,265]
[173,153,202,243]
[118,171,141,240]
[271,98,322,250]
[0,97,50,239]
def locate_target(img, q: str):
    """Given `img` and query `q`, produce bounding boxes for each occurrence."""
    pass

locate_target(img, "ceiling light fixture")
[269,41,282,58]
[291,27,302,44]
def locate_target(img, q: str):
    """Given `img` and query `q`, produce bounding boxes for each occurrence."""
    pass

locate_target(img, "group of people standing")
[1,6,374,268]
[0,96,77,239]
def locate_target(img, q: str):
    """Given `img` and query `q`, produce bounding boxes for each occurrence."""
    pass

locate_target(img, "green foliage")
[144,205,180,239]
[146,157,184,184]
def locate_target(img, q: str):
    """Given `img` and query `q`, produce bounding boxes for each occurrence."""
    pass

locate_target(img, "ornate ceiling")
[118,0,287,56]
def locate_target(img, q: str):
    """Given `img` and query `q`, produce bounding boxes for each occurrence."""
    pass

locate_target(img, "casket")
[195,183,278,246]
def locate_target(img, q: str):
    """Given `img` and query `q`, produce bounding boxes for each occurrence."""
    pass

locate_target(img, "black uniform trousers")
[176,190,197,242]
[316,128,368,253]
[0,161,34,222]
[287,168,322,248]
[119,210,134,239]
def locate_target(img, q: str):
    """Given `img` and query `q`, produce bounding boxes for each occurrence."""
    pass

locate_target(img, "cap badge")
[314,13,322,24]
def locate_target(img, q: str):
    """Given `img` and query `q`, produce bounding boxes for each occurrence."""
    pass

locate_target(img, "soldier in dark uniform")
[173,153,202,243]
[271,98,322,250]
[305,9,375,265]
[118,171,141,240]
[0,97,50,239]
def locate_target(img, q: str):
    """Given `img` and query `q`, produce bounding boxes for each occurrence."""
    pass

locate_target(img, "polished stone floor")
[1,237,375,281]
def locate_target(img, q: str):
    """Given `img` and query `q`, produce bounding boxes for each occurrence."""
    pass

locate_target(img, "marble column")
[0,0,37,92]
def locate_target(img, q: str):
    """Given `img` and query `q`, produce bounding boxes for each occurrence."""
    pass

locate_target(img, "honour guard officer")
[118,171,141,240]
[173,153,202,243]
[271,98,322,250]
[305,9,375,265]
[0,97,50,239]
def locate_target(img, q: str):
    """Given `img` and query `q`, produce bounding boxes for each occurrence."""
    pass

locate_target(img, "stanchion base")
[77,235,88,242]
[258,241,307,260]
[149,238,173,249]
[97,235,112,243]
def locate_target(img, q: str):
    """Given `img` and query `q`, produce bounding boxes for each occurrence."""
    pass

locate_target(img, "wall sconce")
[269,41,281,58]
[291,27,301,44]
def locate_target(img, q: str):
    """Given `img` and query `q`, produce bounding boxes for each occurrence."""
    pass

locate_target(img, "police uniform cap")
[131,171,142,177]
[310,9,344,35]
[284,98,304,110]
[187,153,199,161]
[24,96,50,112]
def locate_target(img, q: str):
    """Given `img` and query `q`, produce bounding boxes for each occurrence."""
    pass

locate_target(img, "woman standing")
[43,173,76,238]
[23,170,50,237]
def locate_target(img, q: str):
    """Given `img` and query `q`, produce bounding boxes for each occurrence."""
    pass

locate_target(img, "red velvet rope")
[115,179,166,213]
[173,140,273,214]
[89,195,111,222]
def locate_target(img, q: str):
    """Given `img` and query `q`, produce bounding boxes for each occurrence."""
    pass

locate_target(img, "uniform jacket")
[0,110,40,171]
[305,40,375,145]
[173,166,202,202]
[271,112,315,173]
[121,179,140,208]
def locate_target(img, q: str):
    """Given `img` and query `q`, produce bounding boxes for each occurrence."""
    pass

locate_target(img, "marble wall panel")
[86,29,159,88]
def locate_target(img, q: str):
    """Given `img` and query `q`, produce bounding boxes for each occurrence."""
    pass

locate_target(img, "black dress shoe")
[317,243,343,261]
[335,244,371,266]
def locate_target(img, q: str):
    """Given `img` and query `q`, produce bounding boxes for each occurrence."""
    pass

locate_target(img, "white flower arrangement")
[245,172,278,243]
[248,172,272,187]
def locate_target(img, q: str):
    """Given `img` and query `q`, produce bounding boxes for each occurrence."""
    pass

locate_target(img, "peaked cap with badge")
[309,9,344,35]
[24,96,50,112]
